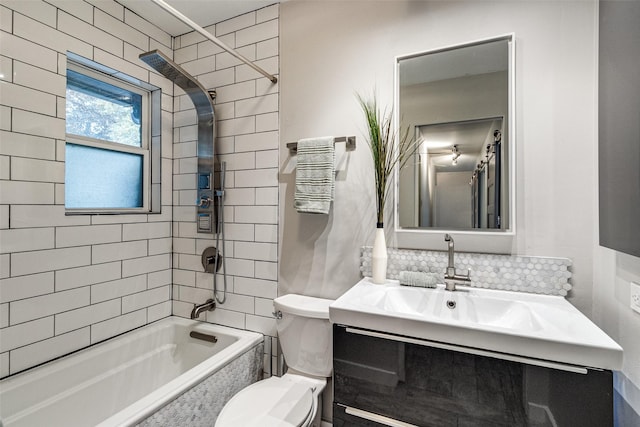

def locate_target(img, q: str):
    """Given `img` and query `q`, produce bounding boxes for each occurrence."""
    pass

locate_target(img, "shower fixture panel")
[139,49,217,233]
[140,49,229,305]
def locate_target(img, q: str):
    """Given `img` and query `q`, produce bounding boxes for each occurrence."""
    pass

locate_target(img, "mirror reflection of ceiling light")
[425,140,454,150]
[451,145,461,165]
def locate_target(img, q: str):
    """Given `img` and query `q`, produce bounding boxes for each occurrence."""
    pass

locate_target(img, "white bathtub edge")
[95,318,263,427]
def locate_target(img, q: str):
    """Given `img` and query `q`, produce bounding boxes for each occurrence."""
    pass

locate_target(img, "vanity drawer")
[333,324,613,427]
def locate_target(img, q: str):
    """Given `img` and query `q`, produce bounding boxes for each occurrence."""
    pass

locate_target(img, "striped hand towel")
[294,136,335,214]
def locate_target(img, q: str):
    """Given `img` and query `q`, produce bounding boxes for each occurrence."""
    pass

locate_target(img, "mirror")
[396,35,514,233]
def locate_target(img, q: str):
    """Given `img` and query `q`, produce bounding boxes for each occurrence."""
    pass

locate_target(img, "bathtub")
[0,316,263,427]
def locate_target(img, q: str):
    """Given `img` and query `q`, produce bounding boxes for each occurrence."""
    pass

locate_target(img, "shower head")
[140,50,197,91]
[139,49,214,117]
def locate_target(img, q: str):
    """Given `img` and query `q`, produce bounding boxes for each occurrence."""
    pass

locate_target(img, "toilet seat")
[215,376,317,427]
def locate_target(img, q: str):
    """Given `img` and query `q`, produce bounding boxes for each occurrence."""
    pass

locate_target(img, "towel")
[294,136,335,214]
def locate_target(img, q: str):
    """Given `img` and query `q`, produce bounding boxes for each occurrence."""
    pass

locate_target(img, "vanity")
[329,278,623,427]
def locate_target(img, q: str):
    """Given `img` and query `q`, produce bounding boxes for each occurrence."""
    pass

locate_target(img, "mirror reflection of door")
[472,170,479,228]
[487,130,502,229]
[415,117,502,229]
[472,166,487,228]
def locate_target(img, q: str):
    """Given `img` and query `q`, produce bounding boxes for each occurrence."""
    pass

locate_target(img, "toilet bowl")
[215,373,326,427]
[215,294,334,427]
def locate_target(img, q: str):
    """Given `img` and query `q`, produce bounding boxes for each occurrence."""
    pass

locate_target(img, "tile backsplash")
[361,247,573,296]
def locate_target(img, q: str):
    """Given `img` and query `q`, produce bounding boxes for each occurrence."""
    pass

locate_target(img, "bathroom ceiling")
[115,0,280,36]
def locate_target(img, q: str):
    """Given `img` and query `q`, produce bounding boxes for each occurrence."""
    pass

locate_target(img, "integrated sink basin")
[330,278,623,371]
[373,285,543,331]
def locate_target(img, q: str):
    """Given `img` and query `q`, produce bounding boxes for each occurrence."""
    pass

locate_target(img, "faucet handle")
[457,268,471,279]
[197,196,211,208]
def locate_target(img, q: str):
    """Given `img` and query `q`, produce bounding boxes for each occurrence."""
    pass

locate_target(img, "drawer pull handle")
[343,405,418,427]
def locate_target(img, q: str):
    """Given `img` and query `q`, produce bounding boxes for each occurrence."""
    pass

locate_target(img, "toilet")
[215,294,334,427]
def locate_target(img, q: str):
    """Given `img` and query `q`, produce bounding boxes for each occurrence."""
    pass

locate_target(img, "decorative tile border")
[137,342,263,426]
[360,247,572,296]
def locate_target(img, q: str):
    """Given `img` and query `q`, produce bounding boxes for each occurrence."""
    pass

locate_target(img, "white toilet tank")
[274,294,334,378]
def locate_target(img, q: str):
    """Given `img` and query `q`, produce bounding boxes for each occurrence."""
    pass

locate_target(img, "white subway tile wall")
[0,0,280,379]
[0,0,173,377]
[172,4,279,376]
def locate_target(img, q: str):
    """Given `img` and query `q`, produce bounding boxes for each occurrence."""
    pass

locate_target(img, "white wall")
[594,250,640,412]
[434,171,471,229]
[170,5,280,376]
[280,0,597,309]
[0,0,174,377]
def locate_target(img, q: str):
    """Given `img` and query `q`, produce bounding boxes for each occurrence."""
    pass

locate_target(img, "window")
[65,58,160,213]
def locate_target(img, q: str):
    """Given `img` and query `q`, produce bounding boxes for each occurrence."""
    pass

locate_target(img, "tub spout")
[191,299,215,319]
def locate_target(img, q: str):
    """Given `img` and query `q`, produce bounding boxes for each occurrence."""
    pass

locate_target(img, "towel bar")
[287,136,356,154]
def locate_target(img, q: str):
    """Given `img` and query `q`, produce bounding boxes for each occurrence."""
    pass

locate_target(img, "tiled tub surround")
[0,317,263,427]
[0,0,174,378]
[360,247,573,296]
[137,343,263,427]
[170,5,280,377]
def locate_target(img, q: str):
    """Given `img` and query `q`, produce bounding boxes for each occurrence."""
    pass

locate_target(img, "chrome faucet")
[443,234,471,291]
[190,299,216,319]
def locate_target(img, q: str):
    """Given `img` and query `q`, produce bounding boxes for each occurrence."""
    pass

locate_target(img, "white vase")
[371,225,387,284]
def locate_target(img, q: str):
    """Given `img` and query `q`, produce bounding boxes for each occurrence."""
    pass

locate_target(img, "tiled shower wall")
[170,5,280,376]
[0,0,174,377]
[0,0,278,379]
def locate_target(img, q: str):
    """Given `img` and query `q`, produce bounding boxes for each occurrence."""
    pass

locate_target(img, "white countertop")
[329,278,623,371]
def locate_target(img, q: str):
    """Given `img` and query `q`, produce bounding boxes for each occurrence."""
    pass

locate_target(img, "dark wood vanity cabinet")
[332,324,614,427]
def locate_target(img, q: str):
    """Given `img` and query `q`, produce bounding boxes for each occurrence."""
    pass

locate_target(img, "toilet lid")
[216,377,314,427]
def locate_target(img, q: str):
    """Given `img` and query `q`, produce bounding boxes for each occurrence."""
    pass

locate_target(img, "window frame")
[65,60,154,214]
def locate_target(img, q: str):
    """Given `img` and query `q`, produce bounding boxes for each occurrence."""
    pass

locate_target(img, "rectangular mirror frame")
[393,34,516,253]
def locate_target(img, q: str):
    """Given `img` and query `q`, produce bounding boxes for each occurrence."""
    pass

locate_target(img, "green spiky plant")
[357,92,416,226]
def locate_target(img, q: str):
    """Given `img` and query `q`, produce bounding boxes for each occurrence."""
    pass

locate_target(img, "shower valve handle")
[197,197,211,208]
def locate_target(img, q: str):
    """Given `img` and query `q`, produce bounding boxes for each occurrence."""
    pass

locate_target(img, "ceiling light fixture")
[451,145,461,165]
